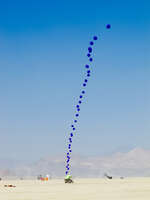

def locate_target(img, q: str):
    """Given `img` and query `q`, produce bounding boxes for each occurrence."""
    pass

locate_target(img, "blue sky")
[0,0,149,162]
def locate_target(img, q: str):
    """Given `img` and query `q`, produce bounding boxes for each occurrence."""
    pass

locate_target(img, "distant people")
[4,184,16,187]
[37,174,49,181]
[37,175,42,180]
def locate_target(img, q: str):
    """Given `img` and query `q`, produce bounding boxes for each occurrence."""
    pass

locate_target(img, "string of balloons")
[65,24,111,176]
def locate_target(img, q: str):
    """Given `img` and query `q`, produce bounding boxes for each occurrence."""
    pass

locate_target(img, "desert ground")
[0,178,150,200]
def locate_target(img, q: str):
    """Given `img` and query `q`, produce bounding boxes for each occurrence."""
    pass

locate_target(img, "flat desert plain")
[0,178,150,200]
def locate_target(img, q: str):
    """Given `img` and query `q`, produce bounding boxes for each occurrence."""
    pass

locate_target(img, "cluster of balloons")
[65,24,111,176]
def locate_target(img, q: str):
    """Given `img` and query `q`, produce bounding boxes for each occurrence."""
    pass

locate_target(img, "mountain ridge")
[1,147,150,178]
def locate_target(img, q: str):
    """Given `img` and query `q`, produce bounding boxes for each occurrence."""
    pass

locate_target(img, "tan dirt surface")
[0,178,150,200]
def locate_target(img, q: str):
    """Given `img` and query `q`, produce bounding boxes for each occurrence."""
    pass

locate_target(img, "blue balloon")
[87,70,90,73]
[88,47,92,53]
[89,58,93,62]
[85,65,89,69]
[93,36,98,40]
[74,120,77,123]
[90,41,94,45]
[77,108,80,111]
[106,24,111,29]
[80,95,83,98]
[76,114,79,117]
[83,83,86,87]
[76,105,80,108]
[73,128,75,131]
[87,53,91,57]
[79,101,82,104]
[82,91,85,94]
[84,79,88,83]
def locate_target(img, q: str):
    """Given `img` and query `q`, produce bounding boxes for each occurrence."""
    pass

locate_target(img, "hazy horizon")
[1,147,150,178]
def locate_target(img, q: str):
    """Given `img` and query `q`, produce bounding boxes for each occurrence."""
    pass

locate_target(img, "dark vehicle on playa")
[64,175,74,183]
[104,173,112,179]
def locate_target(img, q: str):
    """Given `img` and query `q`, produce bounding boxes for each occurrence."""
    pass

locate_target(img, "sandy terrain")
[0,178,150,200]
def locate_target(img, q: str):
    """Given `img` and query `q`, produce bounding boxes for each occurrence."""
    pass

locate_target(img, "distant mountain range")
[1,148,150,178]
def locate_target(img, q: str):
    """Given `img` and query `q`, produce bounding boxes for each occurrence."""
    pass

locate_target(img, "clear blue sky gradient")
[0,0,149,162]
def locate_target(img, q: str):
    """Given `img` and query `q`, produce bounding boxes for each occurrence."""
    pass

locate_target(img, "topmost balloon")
[106,24,111,29]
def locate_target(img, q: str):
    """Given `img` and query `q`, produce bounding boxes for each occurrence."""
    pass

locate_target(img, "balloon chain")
[65,24,111,176]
